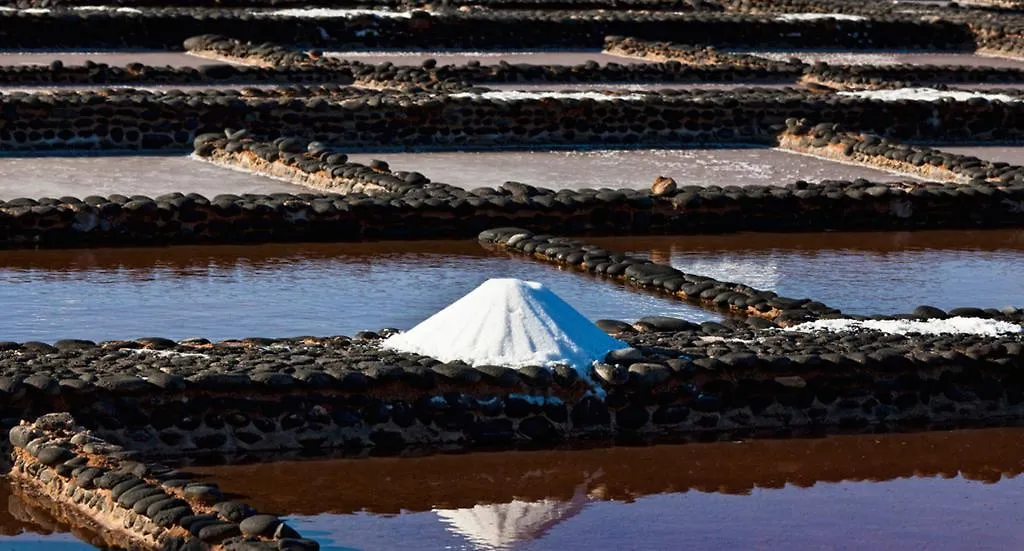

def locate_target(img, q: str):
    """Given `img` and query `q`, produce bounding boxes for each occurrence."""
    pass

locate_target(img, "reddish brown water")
[180,427,1024,551]
[1,230,1020,342]
[594,230,1024,314]
[0,50,236,68]
[323,50,648,66]
[346,148,920,190]
[0,154,305,199]
[0,240,714,343]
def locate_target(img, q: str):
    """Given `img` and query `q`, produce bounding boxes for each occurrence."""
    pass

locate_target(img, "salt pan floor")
[0,50,236,68]
[324,50,648,66]
[0,155,306,200]
[346,148,921,190]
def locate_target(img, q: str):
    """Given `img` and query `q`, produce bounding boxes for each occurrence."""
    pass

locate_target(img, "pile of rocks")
[9,413,317,550]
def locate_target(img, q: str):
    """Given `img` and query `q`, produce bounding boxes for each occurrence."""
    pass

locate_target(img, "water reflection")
[186,427,1024,551]
[0,240,715,343]
[597,230,1024,314]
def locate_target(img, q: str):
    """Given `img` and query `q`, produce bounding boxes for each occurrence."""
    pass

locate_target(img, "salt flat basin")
[0,155,306,200]
[346,148,920,191]
[324,50,647,66]
[595,230,1024,315]
[485,82,799,92]
[174,427,1024,551]
[0,240,715,343]
[938,145,1024,165]
[731,50,1024,69]
[0,50,235,68]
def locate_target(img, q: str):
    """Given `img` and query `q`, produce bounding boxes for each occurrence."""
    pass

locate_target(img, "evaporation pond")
[936,145,1024,165]
[0,240,715,343]
[0,155,306,199]
[181,426,1024,551]
[595,229,1024,315]
[0,50,234,68]
[324,50,649,66]
[346,148,919,191]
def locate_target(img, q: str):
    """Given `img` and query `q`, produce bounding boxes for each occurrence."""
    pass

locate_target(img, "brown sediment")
[776,132,965,182]
[185,49,275,68]
[200,149,391,195]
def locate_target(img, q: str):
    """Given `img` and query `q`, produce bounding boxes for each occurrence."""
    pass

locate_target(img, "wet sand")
[0,240,714,343]
[346,148,921,190]
[732,50,1024,68]
[325,50,648,66]
[0,51,235,68]
[594,230,1024,314]
[187,427,1024,551]
[0,155,306,200]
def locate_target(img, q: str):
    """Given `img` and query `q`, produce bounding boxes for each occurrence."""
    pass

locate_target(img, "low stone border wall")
[0,58,355,87]
[9,413,318,550]
[8,87,1024,151]
[778,119,1024,185]
[804,64,1024,90]
[3,129,1024,248]
[479,227,842,325]
[0,318,1020,456]
[0,10,975,50]
[602,35,805,71]
[480,227,1024,326]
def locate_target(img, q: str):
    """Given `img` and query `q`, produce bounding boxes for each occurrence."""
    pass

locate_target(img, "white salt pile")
[837,88,1017,103]
[786,317,1023,336]
[382,278,628,371]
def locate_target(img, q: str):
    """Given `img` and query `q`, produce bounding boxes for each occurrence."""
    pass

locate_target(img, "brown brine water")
[0,231,1021,343]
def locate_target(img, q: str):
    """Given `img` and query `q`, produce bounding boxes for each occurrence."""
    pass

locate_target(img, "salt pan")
[382,278,628,372]
[786,317,1022,336]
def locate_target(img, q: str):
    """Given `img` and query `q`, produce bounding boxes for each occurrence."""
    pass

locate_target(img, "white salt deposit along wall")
[786,317,1022,336]
[838,88,1018,103]
[382,278,628,374]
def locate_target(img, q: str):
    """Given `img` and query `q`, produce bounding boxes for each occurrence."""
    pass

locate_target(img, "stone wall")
[0,319,1021,456]
[8,88,1024,152]
[0,10,975,50]
[778,119,1024,185]
[2,130,1023,249]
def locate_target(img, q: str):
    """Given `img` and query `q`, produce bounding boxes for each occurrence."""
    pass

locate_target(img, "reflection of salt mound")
[383,278,627,370]
[436,498,587,550]
[436,476,596,550]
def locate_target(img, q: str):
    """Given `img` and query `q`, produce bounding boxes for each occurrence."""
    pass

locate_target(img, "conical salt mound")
[382,278,627,370]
